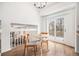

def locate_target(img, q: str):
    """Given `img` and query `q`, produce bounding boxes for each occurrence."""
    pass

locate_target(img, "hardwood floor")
[1,41,79,56]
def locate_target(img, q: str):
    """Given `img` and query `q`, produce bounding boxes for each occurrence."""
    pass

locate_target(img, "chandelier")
[34,2,47,8]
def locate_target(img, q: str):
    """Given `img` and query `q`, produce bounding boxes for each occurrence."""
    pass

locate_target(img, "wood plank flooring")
[1,41,79,56]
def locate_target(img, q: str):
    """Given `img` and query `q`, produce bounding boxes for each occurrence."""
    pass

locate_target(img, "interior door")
[64,9,75,47]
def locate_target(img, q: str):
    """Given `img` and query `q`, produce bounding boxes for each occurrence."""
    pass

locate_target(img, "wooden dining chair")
[40,32,49,50]
[23,33,38,56]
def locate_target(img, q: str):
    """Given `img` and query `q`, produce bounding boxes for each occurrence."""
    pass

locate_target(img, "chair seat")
[42,39,48,41]
[27,42,38,45]
[27,39,41,45]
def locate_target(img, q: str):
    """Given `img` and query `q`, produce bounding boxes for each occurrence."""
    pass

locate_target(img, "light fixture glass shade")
[34,2,47,8]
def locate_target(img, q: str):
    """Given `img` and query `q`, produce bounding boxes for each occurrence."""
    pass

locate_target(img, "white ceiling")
[46,2,59,6]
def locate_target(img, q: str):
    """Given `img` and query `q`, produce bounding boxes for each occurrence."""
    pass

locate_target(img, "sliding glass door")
[49,17,64,38]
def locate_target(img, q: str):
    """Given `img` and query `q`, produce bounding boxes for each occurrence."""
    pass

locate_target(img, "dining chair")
[40,32,49,50]
[23,33,41,56]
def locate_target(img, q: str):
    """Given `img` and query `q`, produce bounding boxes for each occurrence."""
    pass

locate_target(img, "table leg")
[34,46,36,56]
[47,41,48,50]
[36,46,37,52]
[24,45,26,56]
[41,42,42,56]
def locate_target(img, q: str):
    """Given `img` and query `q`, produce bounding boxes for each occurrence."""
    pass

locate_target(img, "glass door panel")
[56,18,64,37]
[49,21,54,36]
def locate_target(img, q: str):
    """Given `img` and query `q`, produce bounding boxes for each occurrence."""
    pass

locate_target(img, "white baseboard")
[49,39,74,48]
[1,48,11,53]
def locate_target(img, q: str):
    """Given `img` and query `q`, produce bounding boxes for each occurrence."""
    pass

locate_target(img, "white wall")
[76,3,79,31]
[75,3,79,53]
[40,16,47,32]
[0,3,3,54]
[2,2,40,25]
[0,2,41,53]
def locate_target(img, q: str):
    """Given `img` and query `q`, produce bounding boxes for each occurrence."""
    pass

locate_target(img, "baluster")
[15,38,17,46]
[20,36,21,45]
[17,38,18,46]
[22,35,23,44]
[10,32,13,48]
[18,37,20,45]
[12,37,14,47]
[21,36,23,44]
[19,36,21,45]
[10,32,11,47]
[21,36,22,45]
